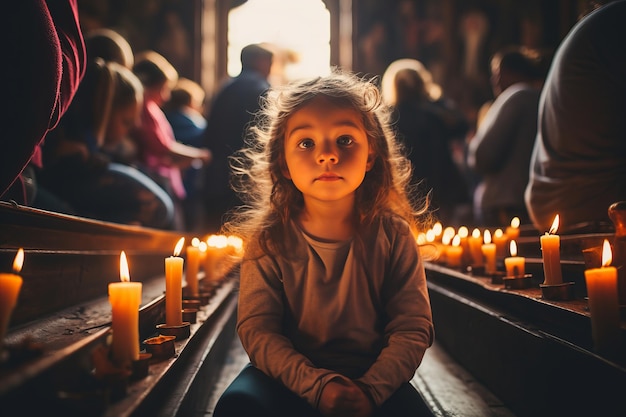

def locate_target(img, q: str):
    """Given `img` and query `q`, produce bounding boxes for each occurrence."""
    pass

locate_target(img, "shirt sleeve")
[355,222,434,405]
[237,248,340,408]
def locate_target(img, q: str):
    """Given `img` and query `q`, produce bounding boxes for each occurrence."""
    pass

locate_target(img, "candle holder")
[143,335,176,360]
[182,299,201,311]
[182,308,198,324]
[466,264,485,276]
[503,274,533,290]
[130,352,152,380]
[183,291,211,306]
[156,322,191,340]
[489,271,506,285]
[540,282,575,301]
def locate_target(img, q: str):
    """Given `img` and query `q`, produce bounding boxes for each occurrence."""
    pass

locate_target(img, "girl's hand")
[318,378,374,417]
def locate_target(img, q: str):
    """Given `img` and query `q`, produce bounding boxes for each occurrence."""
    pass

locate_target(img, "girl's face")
[282,97,375,205]
[106,101,141,145]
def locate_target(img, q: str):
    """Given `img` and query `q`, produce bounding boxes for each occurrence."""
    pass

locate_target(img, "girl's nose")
[317,143,338,164]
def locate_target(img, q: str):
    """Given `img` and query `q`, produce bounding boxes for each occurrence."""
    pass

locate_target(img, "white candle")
[165,237,185,326]
[585,240,621,354]
[481,230,497,274]
[109,251,142,364]
[0,248,24,348]
[540,214,562,285]
[504,240,525,277]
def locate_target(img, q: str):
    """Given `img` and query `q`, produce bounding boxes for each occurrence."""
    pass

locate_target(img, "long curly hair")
[224,69,430,256]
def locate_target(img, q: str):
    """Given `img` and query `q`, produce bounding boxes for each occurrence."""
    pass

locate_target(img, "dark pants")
[214,364,434,417]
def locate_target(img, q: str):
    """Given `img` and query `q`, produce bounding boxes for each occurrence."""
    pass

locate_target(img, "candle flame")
[442,233,452,246]
[13,248,24,273]
[173,237,185,256]
[452,235,461,247]
[425,229,436,243]
[120,251,130,282]
[191,237,200,247]
[442,227,455,243]
[511,217,520,228]
[548,214,559,235]
[458,226,469,238]
[433,222,443,236]
[494,228,504,238]
[510,240,518,257]
[472,228,481,239]
[198,241,208,252]
[483,229,492,244]
[416,233,427,245]
[601,239,612,267]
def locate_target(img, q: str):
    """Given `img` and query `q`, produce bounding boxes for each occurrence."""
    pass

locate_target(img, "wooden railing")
[0,201,239,417]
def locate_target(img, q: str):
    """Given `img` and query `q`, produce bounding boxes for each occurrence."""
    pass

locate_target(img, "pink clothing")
[134,99,186,199]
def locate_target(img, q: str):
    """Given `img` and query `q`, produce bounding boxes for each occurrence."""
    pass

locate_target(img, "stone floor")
[202,337,516,417]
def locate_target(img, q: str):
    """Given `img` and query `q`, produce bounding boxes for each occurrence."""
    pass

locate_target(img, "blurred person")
[39,60,175,228]
[381,59,471,226]
[467,46,545,227]
[1,1,85,206]
[203,43,273,230]
[525,0,626,233]
[132,50,211,230]
[164,77,208,231]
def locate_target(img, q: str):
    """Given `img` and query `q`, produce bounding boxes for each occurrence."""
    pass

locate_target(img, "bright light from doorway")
[228,0,331,83]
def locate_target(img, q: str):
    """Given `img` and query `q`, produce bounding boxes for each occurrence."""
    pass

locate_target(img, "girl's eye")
[337,135,353,146]
[298,138,315,149]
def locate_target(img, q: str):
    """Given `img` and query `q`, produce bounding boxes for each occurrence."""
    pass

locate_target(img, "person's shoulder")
[374,213,413,239]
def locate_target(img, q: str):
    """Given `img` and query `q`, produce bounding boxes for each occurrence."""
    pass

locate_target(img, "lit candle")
[432,222,443,242]
[0,248,24,348]
[446,235,463,268]
[457,226,471,265]
[506,216,520,241]
[481,230,497,274]
[165,237,185,326]
[185,239,201,297]
[204,235,228,282]
[492,228,508,259]
[109,251,142,365]
[585,239,621,354]
[540,214,562,285]
[468,228,484,267]
[504,240,525,277]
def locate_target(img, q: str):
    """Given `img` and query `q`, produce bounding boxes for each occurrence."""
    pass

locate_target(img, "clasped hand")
[318,377,374,417]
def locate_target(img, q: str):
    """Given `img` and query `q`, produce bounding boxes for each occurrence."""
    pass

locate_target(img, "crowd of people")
[2,1,624,238]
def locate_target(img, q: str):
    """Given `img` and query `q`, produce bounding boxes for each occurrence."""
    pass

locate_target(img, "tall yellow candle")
[481,230,497,274]
[540,214,562,285]
[504,240,525,277]
[585,240,621,354]
[165,237,185,326]
[468,228,484,266]
[446,235,463,268]
[109,251,142,365]
[185,242,200,297]
[0,248,24,348]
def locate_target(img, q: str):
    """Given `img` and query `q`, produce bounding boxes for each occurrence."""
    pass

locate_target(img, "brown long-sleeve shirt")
[237,215,434,408]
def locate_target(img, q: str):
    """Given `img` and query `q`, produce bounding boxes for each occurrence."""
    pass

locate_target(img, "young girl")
[215,70,434,417]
